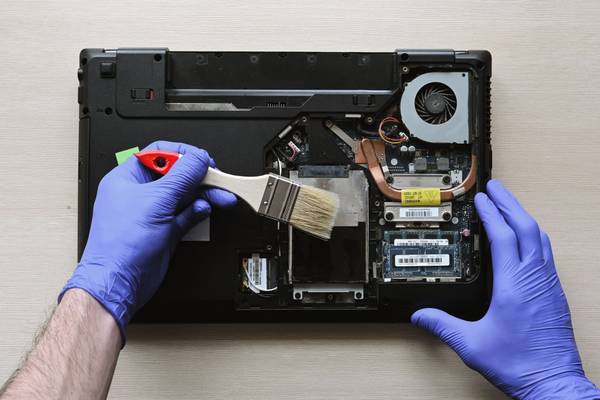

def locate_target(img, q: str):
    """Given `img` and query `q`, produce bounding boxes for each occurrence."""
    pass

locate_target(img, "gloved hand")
[59,141,236,344]
[412,180,600,399]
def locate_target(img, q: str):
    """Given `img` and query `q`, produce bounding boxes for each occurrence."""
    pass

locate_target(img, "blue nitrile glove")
[59,141,236,343]
[412,180,600,400]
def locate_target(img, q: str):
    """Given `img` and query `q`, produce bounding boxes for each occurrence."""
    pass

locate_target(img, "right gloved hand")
[411,180,600,400]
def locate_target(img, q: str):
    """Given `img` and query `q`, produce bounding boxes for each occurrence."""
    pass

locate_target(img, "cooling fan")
[400,72,469,143]
[415,82,457,124]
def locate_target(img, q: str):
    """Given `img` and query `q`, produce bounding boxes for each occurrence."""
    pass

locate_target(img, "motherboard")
[239,69,486,308]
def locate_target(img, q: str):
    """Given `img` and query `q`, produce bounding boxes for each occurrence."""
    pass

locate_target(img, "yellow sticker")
[401,188,441,206]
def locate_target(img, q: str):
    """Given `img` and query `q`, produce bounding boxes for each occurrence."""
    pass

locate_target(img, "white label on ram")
[399,207,439,218]
[393,239,449,246]
[247,255,268,289]
[394,254,450,267]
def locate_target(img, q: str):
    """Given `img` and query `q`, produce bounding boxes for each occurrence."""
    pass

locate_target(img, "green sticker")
[115,146,140,165]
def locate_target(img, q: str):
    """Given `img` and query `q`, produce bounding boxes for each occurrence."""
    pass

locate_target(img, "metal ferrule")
[258,174,300,222]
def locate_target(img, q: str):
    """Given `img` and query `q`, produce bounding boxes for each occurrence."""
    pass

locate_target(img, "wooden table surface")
[1,1,600,398]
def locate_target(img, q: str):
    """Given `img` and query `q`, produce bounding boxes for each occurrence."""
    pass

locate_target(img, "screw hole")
[80,58,87,65]
[82,106,89,115]
[104,107,112,115]
[155,157,166,168]
[278,52,287,58]
[153,54,162,62]
[342,52,350,58]
[400,53,409,61]
[214,52,223,58]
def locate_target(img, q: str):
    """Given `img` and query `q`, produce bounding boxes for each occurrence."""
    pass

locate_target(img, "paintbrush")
[134,150,339,240]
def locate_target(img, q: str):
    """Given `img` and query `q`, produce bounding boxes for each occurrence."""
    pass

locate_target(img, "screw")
[355,292,362,299]
[365,116,374,124]
[385,212,395,221]
[324,119,333,128]
[442,211,452,221]
[374,200,381,207]
[386,176,394,184]
[401,66,409,73]
[294,292,302,300]
[263,200,269,205]
[301,116,308,124]
[266,245,273,251]
[442,175,451,184]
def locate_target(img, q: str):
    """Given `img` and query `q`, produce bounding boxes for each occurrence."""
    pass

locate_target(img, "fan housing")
[400,72,469,143]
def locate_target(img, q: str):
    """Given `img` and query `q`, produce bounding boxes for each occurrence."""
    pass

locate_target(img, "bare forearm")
[0,289,121,400]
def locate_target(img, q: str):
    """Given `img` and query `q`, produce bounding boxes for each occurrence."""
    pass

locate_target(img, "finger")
[174,198,212,234]
[411,308,467,352]
[540,230,557,271]
[475,192,520,268]
[203,188,237,208]
[204,158,237,207]
[486,180,543,263]
[149,141,211,200]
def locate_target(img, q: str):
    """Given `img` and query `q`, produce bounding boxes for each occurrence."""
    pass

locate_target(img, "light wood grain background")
[1,1,599,399]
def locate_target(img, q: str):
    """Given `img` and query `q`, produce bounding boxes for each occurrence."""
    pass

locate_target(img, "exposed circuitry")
[241,63,484,307]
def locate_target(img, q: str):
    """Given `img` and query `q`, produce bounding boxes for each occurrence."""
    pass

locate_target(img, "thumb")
[411,308,467,350]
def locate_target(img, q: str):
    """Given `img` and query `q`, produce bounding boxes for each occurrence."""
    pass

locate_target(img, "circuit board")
[265,116,479,292]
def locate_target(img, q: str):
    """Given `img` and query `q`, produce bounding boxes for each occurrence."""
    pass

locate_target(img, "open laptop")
[77,48,492,323]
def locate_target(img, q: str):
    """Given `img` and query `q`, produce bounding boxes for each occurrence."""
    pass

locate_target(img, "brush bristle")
[288,185,340,240]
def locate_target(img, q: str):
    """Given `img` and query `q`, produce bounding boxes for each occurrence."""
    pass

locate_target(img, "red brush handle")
[134,150,181,175]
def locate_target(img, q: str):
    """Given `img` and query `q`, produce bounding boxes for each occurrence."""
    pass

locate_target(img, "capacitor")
[408,145,416,152]
[400,145,408,153]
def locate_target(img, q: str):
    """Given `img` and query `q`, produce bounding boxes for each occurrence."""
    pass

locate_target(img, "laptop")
[77,48,492,323]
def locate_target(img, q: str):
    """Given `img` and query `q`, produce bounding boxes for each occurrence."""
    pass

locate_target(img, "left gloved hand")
[59,141,236,344]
